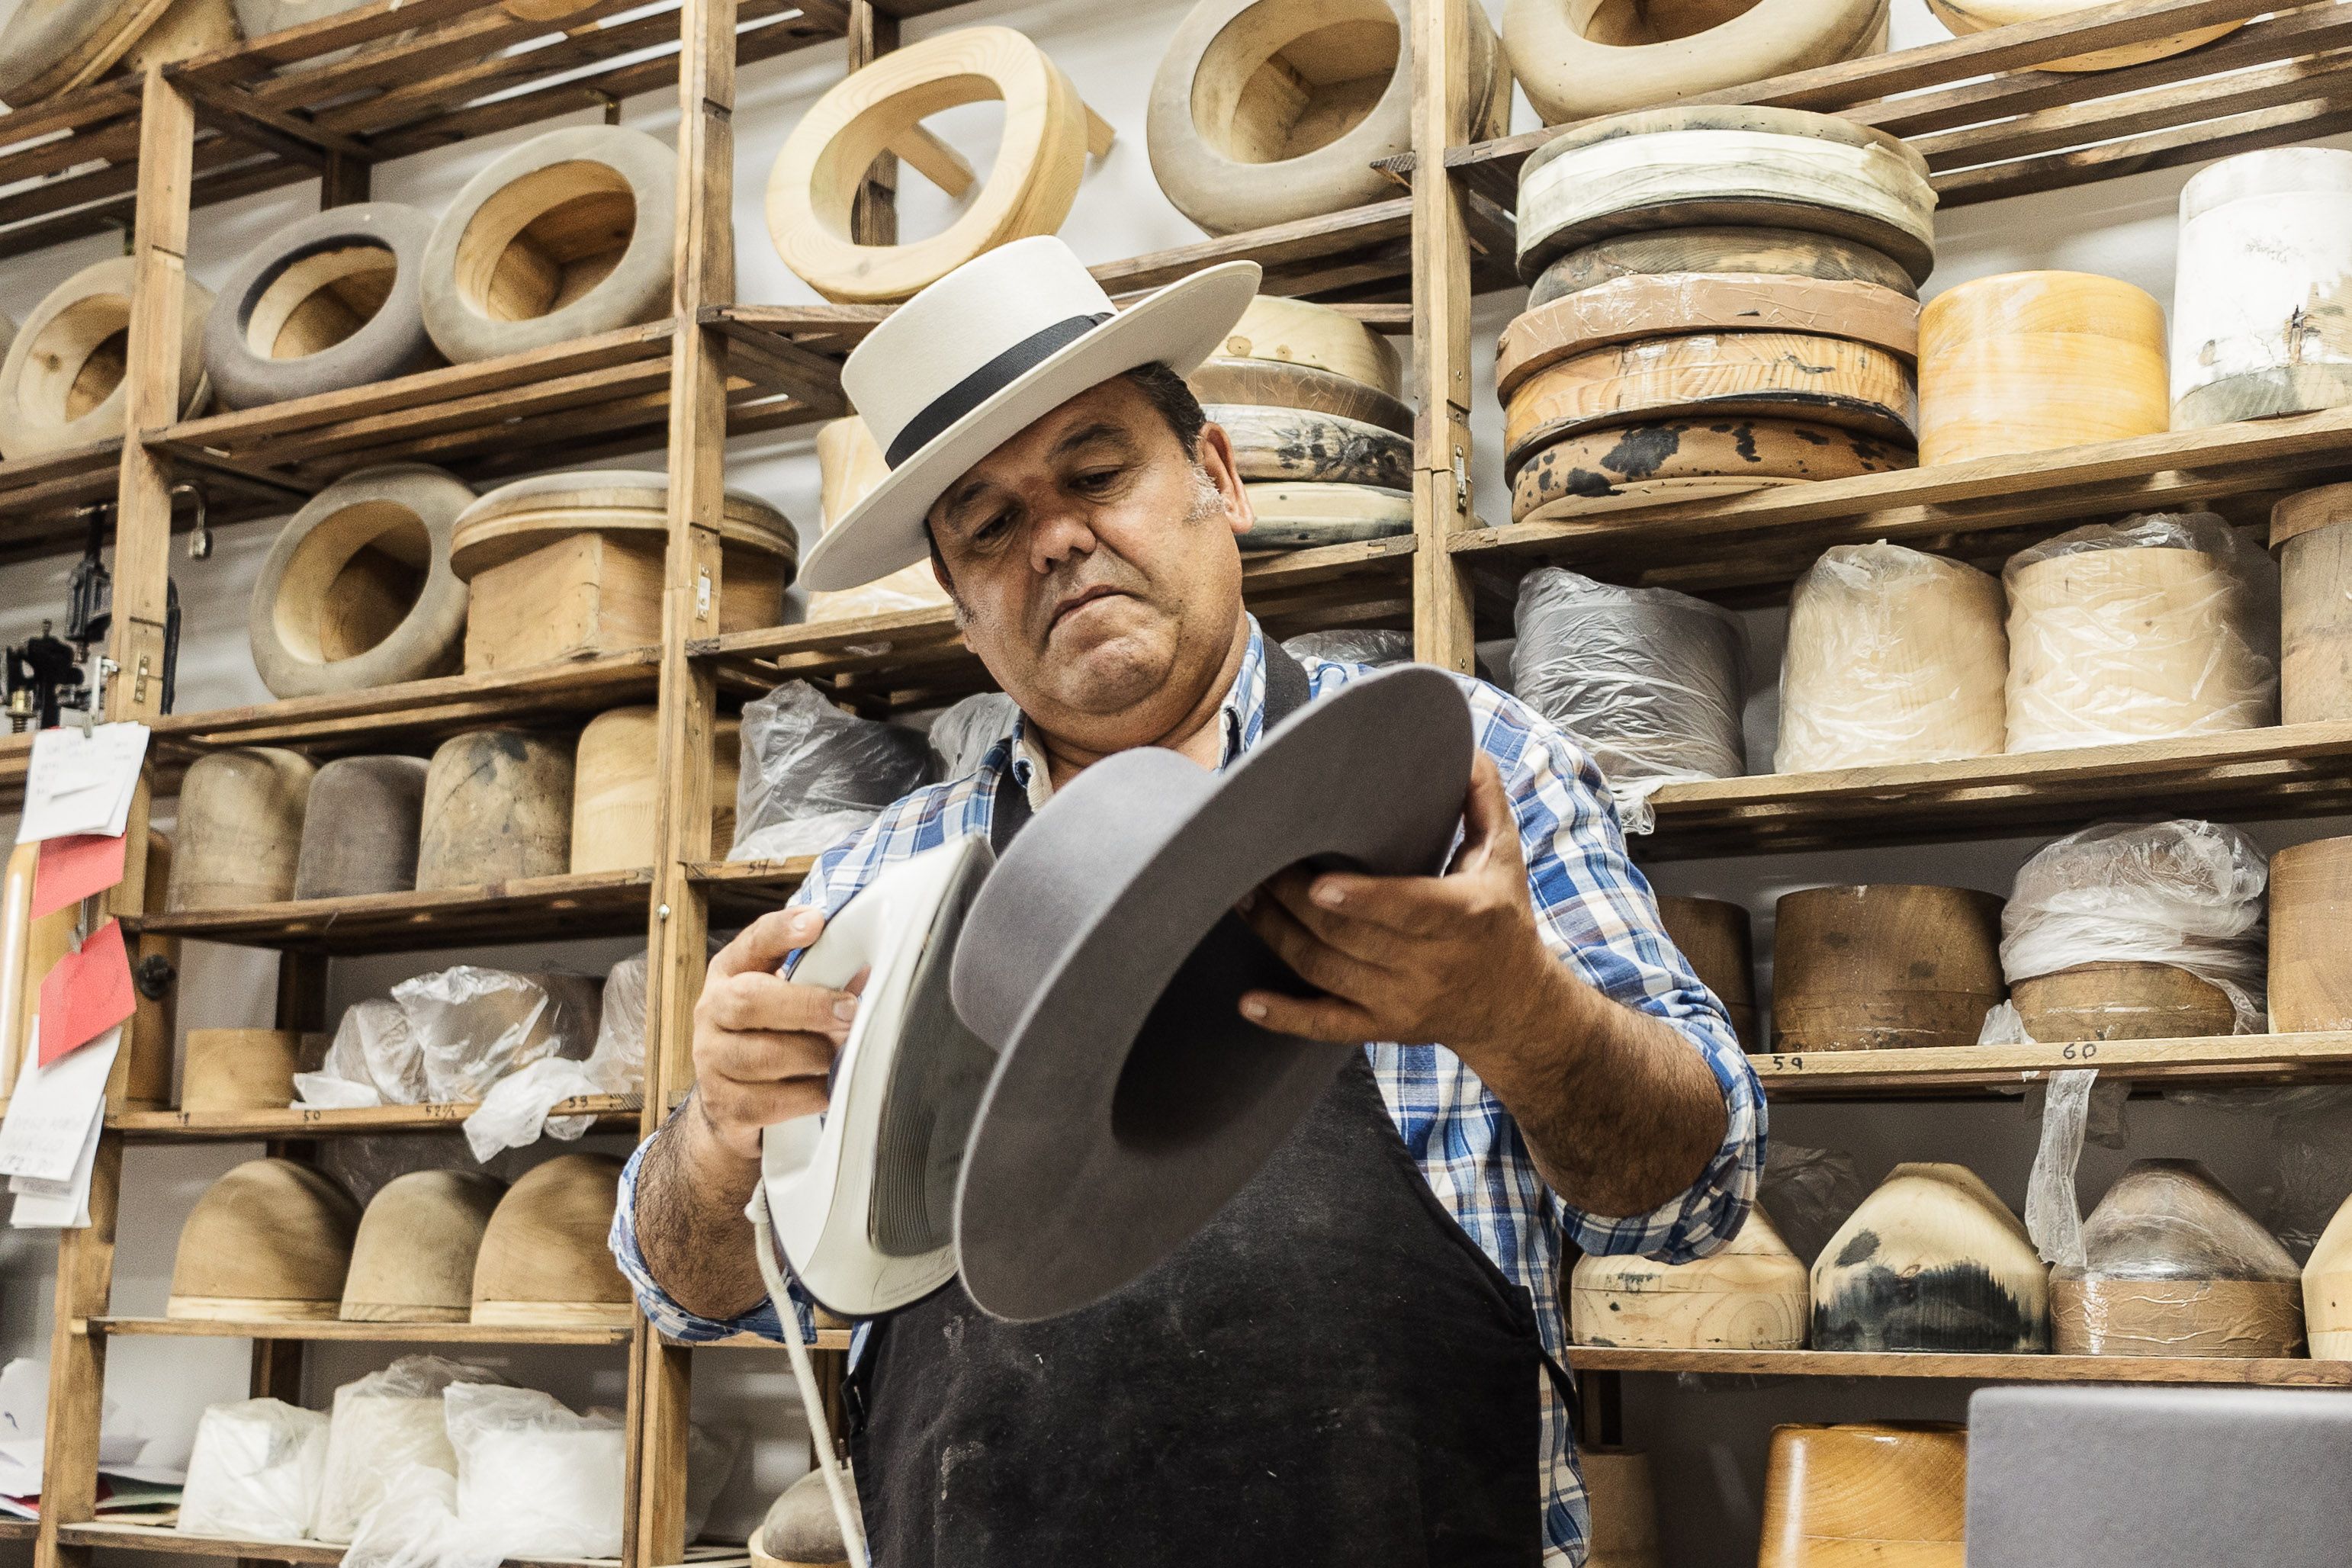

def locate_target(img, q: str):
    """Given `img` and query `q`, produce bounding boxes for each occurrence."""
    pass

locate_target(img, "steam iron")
[754,833,999,1317]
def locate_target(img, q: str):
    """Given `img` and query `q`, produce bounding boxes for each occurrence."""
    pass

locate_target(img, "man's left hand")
[1236,752,1563,1059]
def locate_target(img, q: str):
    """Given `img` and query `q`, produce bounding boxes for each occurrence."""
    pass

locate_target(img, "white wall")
[4,0,2350,1560]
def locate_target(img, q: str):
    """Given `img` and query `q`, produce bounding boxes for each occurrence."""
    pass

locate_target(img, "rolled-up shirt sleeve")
[609,1129,810,1342]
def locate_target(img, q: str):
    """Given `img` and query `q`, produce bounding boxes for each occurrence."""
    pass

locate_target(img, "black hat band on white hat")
[883,310,1113,468]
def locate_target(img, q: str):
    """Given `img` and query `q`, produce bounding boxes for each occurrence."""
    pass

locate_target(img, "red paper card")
[31,833,127,921]
[37,919,135,1065]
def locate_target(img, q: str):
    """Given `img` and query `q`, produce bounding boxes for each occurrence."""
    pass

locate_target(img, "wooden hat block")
[181,1028,323,1113]
[165,747,319,911]
[471,1152,634,1326]
[1576,1445,1660,1568]
[1758,1421,1967,1568]
[2054,1158,2303,1358]
[752,1470,855,1568]
[293,755,430,900]
[2302,1191,2352,1360]
[2012,960,2237,1043]
[1813,1162,2049,1352]
[1772,885,2006,1051]
[1571,1207,1808,1350]
[571,705,742,873]
[1655,895,1757,1049]
[2272,485,2352,725]
[2270,834,2352,1031]
[805,415,950,625]
[167,1158,361,1322]
[342,1169,506,1323]
[1916,271,2167,467]
[415,728,574,892]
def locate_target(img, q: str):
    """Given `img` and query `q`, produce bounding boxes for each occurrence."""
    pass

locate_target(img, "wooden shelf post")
[1409,0,1480,671]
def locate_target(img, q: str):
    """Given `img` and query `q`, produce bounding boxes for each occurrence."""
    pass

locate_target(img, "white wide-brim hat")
[799,236,1261,592]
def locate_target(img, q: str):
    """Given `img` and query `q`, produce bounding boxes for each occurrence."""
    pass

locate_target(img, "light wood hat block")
[342,1169,506,1322]
[2271,835,2352,1031]
[1772,885,2006,1052]
[1917,271,2167,468]
[1572,1206,1808,1349]
[1813,1162,2049,1353]
[182,1028,325,1113]
[1655,895,1757,1049]
[806,416,947,625]
[165,747,319,911]
[2304,1191,2352,1360]
[1759,1420,1967,1568]
[472,1152,634,1326]
[168,1158,362,1321]
[571,706,741,874]
[293,754,431,900]
[416,728,574,892]
[2270,484,2352,726]
[2173,149,2352,429]
[2054,1158,2303,1358]
[2012,960,2237,1043]
[1576,1445,1660,1568]
[1217,295,1403,400]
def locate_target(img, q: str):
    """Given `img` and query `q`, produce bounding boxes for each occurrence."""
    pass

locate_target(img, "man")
[612,236,1764,1566]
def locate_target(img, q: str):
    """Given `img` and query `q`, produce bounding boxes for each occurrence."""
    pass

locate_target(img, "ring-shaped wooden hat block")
[1529,227,1919,310]
[204,203,442,410]
[342,1169,506,1323]
[1571,1206,1809,1350]
[1511,419,1910,524]
[766,27,1112,305]
[1813,1162,2049,1353]
[168,1158,362,1322]
[948,665,1475,1322]
[1926,0,2243,72]
[0,257,210,458]
[1504,0,1886,125]
[450,471,797,673]
[2054,1159,2304,1358]
[1772,885,2006,1052]
[0,0,185,104]
[1758,1421,1968,1568]
[1148,0,1505,236]
[471,1153,634,1326]
[1515,106,1936,285]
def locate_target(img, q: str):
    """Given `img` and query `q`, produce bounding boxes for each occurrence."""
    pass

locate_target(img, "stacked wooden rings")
[1503,107,1930,522]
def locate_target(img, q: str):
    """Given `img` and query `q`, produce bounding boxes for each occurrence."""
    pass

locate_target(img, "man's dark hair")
[924,362,1208,583]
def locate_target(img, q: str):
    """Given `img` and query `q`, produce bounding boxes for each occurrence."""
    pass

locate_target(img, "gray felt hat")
[948,664,1476,1322]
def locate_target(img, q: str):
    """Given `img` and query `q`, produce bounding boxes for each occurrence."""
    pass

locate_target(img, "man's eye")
[1072,468,1121,493]
[972,513,1011,543]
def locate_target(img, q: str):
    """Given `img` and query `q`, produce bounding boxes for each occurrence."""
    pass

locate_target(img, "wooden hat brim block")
[1217,295,1405,400]
[1572,1208,1808,1349]
[1512,418,1910,524]
[2012,960,2237,1044]
[1759,1421,1967,1568]
[1772,885,2006,1052]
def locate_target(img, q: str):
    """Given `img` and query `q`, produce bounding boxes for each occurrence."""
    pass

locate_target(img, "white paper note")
[8,1103,101,1229]
[15,724,149,845]
[0,1023,120,1183]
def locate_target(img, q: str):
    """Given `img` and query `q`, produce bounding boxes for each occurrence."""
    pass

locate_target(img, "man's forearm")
[633,1092,771,1322]
[1469,963,1729,1219]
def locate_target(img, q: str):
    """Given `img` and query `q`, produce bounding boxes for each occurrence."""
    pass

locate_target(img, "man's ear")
[1194,421,1255,538]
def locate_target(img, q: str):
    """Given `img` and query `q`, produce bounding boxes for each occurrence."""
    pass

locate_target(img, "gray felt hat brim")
[948,664,1476,1322]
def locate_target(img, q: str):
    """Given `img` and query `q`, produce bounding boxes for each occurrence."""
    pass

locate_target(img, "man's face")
[924,374,1254,749]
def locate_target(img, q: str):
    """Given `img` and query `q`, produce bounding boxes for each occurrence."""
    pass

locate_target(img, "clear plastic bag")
[1283,630,1412,669]
[394,967,602,1104]
[1997,819,2269,1031]
[314,1356,504,1544]
[178,1398,329,1541]
[342,1464,492,1568]
[1756,1142,1865,1266]
[446,1384,626,1560]
[730,682,934,862]
[926,691,1021,782]
[461,951,646,1161]
[2160,1085,2352,1261]
[2003,512,2279,751]
[1510,567,1748,829]
[295,999,424,1109]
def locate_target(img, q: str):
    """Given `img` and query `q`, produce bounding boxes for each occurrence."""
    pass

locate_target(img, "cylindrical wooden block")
[1917,272,2167,467]
[167,1158,361,1322]
[471,1152,634,1326]
[342,1169,506,1323]
[1572,1207,1808,1349]
[1758,1422,1967,1568]
[181,1028,317,1113]
[1577,1447,1660,1568]
[570,706,743,874]
[2273,489,2352,725]
[1772,885,2006,1051]
[2005,533,2275,750]
[807,415,952,625]
[1219,294,1404,399]
[2306,1192,2352,1360]
[293,754,429,900]
[1812,1162,2049,1353]
[2012,960,2238,1043]
[2173,149,2352,429]
[166,747,318,911]
[1656,895,1757,1049]
[2270,835,2352,1032]
[1776,543,2007,773]
[2053,1159,2303,1358]
[416,729,574,892]
[1512,417,1912,523]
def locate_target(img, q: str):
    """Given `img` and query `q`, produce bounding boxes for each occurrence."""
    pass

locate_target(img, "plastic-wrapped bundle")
[1988,820,2268,1039]
[387,966,600,1104]
[315,1356,505,1544]
[1510,567,1747,827]
[448,1383,626,1558]
[462,951,647,1160]
[178,1398,330,1541]
[2052,1158,2304,1358]
[926,691,1021,782]
[730,682,935,861]
[1283,629,1412,668]
[2004,512,2278,752]
[1776,543,2007,772]
[294,999,424,1109]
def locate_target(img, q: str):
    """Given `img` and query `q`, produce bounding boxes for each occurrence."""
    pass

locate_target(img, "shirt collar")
[1005,615,1268,809]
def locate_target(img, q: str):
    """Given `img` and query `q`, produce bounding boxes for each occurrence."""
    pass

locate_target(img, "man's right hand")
[689,905,864,1164]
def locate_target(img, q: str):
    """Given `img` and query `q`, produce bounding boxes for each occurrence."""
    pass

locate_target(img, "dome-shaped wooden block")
[182,1028,318,1113]
[168,1158,361,1322]
[2012,960,2238,1043]
[1759,1421,1967,1568]
[1917,271,2167,467]
[1572,1207,1808,1349]
[2055,1158,2303,1358]
[570,706,741,874]
[1813,1162,2048,1353]
[1656,895,1757,1049]
[1772,885,2006,1052]
[2273,486,2352,725]
[342,1169,506,1323]
[2305,1192,2352,1360]
[293,754,429,900]
[165,748,318,911]
[471,1152,633,1327]
[416,728,574,892]
[1577,1445,1660,1568]
[2270,834,2352,1032]
[753,1470,854,1568]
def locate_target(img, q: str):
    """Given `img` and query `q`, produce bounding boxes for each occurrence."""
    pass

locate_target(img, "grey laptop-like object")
[1966,1384,2352,1567]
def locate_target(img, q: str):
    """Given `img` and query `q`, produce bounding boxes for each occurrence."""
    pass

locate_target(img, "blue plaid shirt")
[612,618,1765,1566]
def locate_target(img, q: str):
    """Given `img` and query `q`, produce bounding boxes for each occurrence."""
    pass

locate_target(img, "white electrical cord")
[747,1182,872,1568]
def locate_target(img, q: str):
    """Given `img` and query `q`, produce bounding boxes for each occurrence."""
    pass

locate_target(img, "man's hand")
[690,905,865,1163]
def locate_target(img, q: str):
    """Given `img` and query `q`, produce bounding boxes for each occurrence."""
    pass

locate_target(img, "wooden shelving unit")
[108,1097,638,1140]
[129,869,658,953]
[85,1316,633,1345]
[1566,1347,2352,1386]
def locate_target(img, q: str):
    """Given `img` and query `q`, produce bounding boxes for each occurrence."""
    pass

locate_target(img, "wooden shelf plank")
[54,1521,724,1566]
[661,1329,854,1351]
[692,858,818,925]
[82,1316,631,1345]
[108,1094,637,1140]
[127,869,654,953]
[1567,1345,2352,1384]
[1750,1032,2352,1097]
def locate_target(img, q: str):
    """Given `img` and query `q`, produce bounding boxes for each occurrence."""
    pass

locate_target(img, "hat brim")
[946,665,1476,1322]
[798,261,1264,593]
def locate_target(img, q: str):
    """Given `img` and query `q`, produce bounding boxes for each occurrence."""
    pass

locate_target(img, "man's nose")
[1030,502,1097,572]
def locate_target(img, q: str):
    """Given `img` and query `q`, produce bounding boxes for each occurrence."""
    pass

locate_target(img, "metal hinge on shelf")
[1452,449,1470,513]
